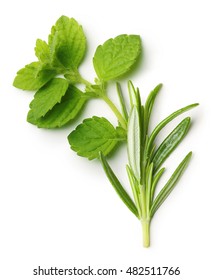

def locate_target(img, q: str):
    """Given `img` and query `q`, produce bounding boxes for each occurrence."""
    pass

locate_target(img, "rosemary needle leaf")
[127,106,141,180]
[150,167,165,205]
[144,83,163,130]
[146,103,199,158]
[126,165,142,218]
[116,82,128,121]
[150,152,192,217]
[152,117,191,173]
[145,162,154,213]
[100,153,139,218]
[128,80,140,108]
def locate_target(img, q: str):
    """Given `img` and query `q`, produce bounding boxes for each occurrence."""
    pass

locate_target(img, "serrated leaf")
[35,39,50,64]
[116,126,127,139]
[127,106,141,180]
[150,152,192,217]
[48,16,86,69]
[29,78,69,119]
[68,117,126,160]
[100,153,139,218]
[13,62,56,91]
[93,34,141,81]
[27,86,88,128]
[152,117,191,172]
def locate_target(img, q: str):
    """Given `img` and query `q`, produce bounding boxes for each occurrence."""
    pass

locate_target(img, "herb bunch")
[13,16,198,247]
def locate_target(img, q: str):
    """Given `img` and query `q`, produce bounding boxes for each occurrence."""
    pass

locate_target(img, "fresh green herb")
[13,15,198,247]
[93,35,141,81]
[68,117,126,160]
[27,85,88,128]
[13,15,141,129]
[97,83,198,247]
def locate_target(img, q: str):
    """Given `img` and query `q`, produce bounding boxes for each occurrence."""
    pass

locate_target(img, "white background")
[0,0,211,279]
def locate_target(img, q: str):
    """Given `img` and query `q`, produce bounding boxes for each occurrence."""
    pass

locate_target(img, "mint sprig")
[13,16,198,247]
[13,15,141,131]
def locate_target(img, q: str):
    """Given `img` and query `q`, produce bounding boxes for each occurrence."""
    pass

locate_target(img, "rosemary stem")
[141,219,150,247]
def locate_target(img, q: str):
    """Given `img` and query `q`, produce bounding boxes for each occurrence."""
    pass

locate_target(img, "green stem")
[141,219,150,247]
[140,185,146,218]
[102,95,127,130]
[79,76,92,87]
[66,72,127,129]
[140,185,151,247]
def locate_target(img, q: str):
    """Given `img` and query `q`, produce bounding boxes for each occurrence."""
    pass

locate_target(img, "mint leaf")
[68,117,126,160]
[35,39,50,64]
[48,16,86,69]
[27,86,88,128]
[29,78,69,119]
[13,62,56,91]
[93,34,141,81]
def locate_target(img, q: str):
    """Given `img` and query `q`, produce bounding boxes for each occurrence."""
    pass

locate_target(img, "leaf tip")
[158,83,163,89]
[187,151,193,158]
[191,103,199,108]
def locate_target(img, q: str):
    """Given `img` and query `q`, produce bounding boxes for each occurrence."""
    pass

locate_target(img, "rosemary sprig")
[100,82,198,247]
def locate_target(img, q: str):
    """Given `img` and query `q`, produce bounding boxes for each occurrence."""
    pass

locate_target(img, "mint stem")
[77,75,127,129]
[102,95,127,130]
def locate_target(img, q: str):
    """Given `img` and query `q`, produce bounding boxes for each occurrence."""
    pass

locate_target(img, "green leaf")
[150,152,192,217]
[64,72,82,84]
[126,165,142,218]
[150,167,165,205]
[144,83,162,133]
[48,16,86,69]
[128,81,146,149]
[146,103,199,158]
[93,34,141,81]
[128,80,141,108]
[152,117,191,172]
[116,82,128,121]
[127,106,141,180]
[100,153,139,218]
[35,39,50,64]
[13,62,56,91]
[27,86,88,128]
[29,78,69,119]
[68,117,125,160]
[145,162,154,212]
